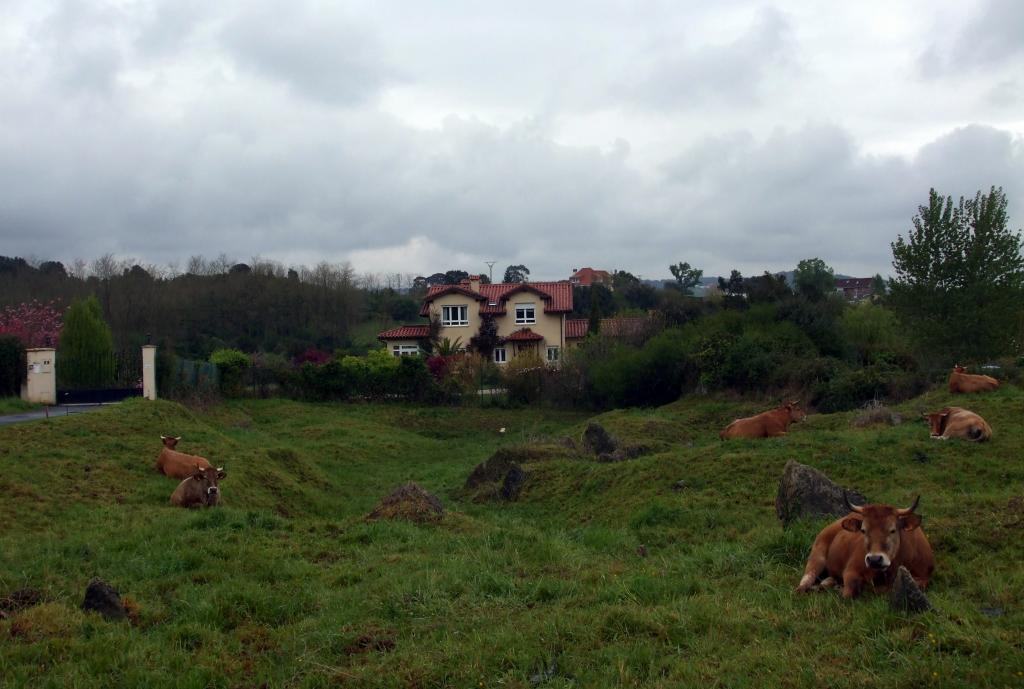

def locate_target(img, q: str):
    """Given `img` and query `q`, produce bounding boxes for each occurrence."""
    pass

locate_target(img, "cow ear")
[841,517,862,532]
[217,467,226,479]
[899,514,921,531]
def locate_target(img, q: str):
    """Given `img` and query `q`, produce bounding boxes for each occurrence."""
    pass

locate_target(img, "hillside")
[1,390,1021,688]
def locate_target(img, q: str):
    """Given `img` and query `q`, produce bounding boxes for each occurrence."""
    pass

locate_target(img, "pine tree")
[58,296,115,388]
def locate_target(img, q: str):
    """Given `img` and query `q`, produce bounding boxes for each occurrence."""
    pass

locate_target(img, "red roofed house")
[378,275,574,364]
[569,267,612,288]
[835,278,874,302]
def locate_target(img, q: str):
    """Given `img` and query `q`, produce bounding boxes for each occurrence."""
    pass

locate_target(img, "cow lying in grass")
[170,465,226,508]
[923,407,992,441]
[719,401,806,439]
[155,435,213,479]
[797,495,933,599]
[948,365,999,394]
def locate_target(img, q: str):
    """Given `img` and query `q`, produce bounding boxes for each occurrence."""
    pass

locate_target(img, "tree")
[889,187,1024,361]
[793,258,836,301]
[503,264,530,283]
[58,295,115,388]
[747,271,792,303]
[469,314,499,358]
[870,274,887,299]
[443,270,469,285]
[668,262,703,295]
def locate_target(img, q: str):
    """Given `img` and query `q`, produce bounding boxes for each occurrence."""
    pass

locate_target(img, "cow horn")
[898,495,920,515]
[844,491,864,514]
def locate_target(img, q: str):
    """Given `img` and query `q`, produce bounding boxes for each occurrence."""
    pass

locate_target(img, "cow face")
[953,365,966,374]
[160,435,181,449]
[841,501,922,572]
[786,402,807,423]
[923,411,949,437]
[191,465,226,505]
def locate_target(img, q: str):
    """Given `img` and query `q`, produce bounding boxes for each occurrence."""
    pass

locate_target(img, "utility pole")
[485,261,496,283]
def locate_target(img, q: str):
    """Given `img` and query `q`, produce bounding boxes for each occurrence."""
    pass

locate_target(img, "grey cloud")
[618,7,795,109]
[919,0,1024,77]
[219,1,400,105]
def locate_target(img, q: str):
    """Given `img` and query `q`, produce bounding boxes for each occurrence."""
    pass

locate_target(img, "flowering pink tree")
[0,300,64,347]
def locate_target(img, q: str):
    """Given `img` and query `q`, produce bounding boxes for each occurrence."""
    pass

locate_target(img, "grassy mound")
[0,390,1021,688]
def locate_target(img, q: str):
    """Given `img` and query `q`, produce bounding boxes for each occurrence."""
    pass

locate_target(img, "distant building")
[569,267,612,288]
[835,277,874,302]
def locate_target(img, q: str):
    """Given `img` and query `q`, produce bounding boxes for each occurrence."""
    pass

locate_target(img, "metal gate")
[56,350,143,404]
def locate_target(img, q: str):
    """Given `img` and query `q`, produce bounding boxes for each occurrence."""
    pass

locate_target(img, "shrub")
[0,335,26,397]
[503,352,547,404]
[813,361,928,413]
[0,300,63,348]
[210,348,251,396]
[57,296,115,389]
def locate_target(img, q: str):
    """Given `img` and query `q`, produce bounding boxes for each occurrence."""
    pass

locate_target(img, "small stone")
[672,480,686,492]
[581,422,617,455]
[81,578,128,621]
[500,465,527,501]
[889,566,933,614]
[979,607,1004,618]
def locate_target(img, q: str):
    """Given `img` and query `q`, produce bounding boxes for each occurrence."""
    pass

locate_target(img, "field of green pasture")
[1,388,1022,688]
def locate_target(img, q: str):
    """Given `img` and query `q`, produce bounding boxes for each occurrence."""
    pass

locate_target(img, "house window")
[515,302,536,324]
[441,304,469,326]
[392,345,421,357]
[546,346,560,362]
[494,347,507,363]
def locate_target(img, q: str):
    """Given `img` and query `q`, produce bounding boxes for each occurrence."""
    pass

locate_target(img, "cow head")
[191,464,226,505]
[841,494,922,572]
[785,401,806,423]
[160,435,181,449]
[953,364,967,374]
[922,410,950,437]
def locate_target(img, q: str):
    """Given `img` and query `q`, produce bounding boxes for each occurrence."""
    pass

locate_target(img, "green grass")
[1,390,1023,688]
[0,397,39,415]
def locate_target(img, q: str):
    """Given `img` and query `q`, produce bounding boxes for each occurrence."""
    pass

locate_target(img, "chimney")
[468,275,481,293]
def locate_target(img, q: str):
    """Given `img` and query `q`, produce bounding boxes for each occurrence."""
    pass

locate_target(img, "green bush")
[813,361,928,413]
[0,335,26,397]
[57,296,115,389]
[210,348,251,396]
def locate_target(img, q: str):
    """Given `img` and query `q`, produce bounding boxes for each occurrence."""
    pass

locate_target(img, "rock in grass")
[889,566,933,613]
[500,464,527,501]
[366,482,444,524]
[465,450,521,490]
[81,578,127,621]
[775,460,867,528]
[581,422,617,455]
[0,588,43,619]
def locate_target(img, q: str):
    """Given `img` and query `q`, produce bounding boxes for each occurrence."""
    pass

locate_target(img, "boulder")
[366,482,444,524]
[889,566,933,613]
[581,422,617,455]
[81,578,127,621]
[465,450,520,490]
[775,460,867,527]
[500,465,527,501]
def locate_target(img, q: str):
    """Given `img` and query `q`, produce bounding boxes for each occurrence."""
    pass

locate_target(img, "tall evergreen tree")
[58,295,115,388]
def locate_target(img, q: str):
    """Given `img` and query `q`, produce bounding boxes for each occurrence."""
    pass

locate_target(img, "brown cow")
[155,435,213,479]
[923,406,992,441]
[948,365,999,394]
[169,465,226,508]
[796,495,934,599]
[719,401,806,439]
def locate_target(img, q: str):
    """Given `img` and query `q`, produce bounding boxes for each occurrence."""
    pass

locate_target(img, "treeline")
[0,255,417,358]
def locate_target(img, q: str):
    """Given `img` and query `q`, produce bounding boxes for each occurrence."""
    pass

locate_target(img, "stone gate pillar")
[142,345,157,400]
[22,348,56,405]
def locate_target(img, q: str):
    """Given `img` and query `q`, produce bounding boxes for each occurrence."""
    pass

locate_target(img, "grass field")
[0,397,38,415]
[1,389,1022,688]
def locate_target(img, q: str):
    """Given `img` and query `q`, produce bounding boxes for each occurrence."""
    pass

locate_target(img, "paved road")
[0,404,111,426]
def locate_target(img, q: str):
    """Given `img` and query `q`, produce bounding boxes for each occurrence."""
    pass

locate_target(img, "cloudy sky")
[1,0,1022,280]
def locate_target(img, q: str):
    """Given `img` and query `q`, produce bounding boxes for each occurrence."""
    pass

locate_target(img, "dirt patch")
[366,483,444,524]
[0,588,43,618]
[344,629,396,655]
[853,402,902,427]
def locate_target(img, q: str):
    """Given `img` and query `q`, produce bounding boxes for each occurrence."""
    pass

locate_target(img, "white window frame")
[546,346,560,362]
[392,344,421,357]
[441,304,469,326]
[494,347,507,364]
[515,302,536,325]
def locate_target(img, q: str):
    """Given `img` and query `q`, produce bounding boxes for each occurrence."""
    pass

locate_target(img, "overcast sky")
[2,1,1022,280]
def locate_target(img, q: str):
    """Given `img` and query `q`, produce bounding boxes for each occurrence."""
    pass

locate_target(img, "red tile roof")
[566,319,589,338]
[378,325,431,340]
[503,328,544,342]
[570,267,612,286]
[420,281,573,316]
